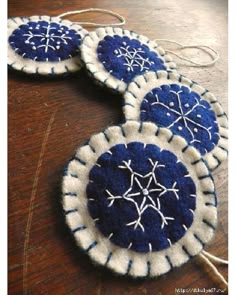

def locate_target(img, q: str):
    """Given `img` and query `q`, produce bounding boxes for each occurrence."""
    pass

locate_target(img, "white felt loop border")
[8,16,88,75]
[62,121,217,278]
[123,70,228,171]
[80,27,177,93]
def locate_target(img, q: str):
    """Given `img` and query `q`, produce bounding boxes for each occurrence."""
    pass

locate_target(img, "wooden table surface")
[8,0,228,294]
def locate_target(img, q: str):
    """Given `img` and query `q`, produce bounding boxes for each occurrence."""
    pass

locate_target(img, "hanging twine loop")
[199,250,228,287]
[57,8,126,27]
[154,39,219,67]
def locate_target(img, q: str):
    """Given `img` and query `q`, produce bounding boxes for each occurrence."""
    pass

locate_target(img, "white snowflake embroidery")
[105,159,179,232]
[114,42,155,72]
[149,90,213,145]
[23,22,73,54]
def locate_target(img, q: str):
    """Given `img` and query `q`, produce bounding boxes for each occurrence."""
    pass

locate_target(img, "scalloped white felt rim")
[123,70,228,171]
[8,15,88,75]
[62,121,217,278]
[80,27,177,93]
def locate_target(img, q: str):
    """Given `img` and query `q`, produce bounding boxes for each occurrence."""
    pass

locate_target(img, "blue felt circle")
[87,142,196,253]
[97,35,166,83]
[140,84,219,155]
[9,20,82,62]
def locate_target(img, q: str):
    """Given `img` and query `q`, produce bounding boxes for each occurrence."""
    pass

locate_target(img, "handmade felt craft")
[123,70,228,171]
[62,121,217,278]
[80,27,176,93]
[8,15,88,75]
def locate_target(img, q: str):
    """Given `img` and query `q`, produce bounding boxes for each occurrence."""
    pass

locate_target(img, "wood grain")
[8,0,228,294]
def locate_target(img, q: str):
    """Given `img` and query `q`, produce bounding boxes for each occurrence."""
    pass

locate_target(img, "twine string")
[202,250,228,265]
[154,38,219,67]
[199,251,228,287]
[57,8,125,27]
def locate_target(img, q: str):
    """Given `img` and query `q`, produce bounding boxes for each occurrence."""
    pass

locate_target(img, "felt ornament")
[123,70,228,171]
[62,121,218,278]
[7,15,88,75]
[7,9,126,75]
[80,28,176,93]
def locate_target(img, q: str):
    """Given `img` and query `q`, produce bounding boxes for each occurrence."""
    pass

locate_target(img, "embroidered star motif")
[23,22,74,55]
[149,90,213,146]
[106,159,179,232]
[114,42,155,72]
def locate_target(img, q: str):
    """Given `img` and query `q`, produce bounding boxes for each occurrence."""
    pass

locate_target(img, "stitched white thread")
[23,23,75,54]
[182,224,188,231]
[114,43,155,72]
[149,243,152,252]
[167,238,172,246]
[105,158,180,232]
[152,91,213,144]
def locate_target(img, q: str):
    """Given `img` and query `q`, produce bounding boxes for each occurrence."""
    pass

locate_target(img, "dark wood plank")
[8,0,228,294]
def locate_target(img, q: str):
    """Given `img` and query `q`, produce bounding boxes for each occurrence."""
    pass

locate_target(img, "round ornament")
[123,70,228,171]
[8,15,88,75]
[62,121,217,277]
[80,27,176,93]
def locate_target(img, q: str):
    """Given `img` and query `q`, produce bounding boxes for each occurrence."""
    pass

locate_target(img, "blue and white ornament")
[8,15,88,75]
[123,71,228,171]
[62,121,217,277]
[80,27,176,93]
